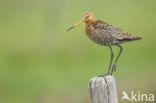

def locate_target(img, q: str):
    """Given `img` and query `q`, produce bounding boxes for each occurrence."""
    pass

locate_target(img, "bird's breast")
[85,24,94,35]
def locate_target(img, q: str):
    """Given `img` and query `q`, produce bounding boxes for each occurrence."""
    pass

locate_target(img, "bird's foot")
[98,73,110,77]
[106,71,110,75]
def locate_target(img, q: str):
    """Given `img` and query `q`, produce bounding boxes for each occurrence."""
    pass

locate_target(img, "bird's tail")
[133,37,142,40]
[120,37,142,42]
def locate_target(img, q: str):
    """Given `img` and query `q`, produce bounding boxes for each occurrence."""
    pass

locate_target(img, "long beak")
[67,19,85,31]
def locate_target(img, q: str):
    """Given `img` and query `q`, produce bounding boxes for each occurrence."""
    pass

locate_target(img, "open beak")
[67,18,85,31]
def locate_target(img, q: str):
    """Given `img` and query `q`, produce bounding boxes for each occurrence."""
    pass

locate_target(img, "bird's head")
[67,12,95,31]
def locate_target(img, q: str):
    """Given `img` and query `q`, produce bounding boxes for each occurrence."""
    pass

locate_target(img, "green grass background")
[0,0,156,103]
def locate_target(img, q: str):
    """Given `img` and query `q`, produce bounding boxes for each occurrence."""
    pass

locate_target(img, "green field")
[0,0,156,103]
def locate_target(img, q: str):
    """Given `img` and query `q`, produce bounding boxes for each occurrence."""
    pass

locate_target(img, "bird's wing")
[90,20,114,40]
[91,20,137,41]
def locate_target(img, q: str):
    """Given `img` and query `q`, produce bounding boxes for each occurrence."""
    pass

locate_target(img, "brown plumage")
[86,20,142,46]
[67,12,142,75]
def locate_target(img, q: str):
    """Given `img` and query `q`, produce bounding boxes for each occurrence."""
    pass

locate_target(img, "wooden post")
[88,75,118,103]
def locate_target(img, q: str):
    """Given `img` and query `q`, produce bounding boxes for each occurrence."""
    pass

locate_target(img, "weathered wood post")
[88,75,118,103]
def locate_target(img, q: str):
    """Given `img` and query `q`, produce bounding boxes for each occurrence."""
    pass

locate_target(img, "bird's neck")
[85,20,95,33]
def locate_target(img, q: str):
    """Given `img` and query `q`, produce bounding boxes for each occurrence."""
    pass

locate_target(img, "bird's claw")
[98,74,109,77]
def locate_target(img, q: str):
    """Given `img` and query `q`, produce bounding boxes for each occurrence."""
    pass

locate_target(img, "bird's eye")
[86,15,90,18]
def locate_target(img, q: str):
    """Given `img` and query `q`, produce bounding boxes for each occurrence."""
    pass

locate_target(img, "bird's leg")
[111,45,123,75]
[107,46,114,75]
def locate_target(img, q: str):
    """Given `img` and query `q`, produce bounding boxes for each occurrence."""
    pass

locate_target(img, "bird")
[67,12,142,75]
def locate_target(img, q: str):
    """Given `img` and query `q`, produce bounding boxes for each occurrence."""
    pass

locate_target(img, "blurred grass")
[0,0,156,103]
